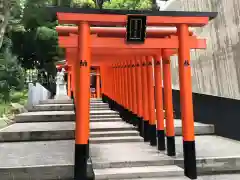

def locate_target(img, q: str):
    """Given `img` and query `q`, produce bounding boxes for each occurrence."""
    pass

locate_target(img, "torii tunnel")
[51,7,217,180]
[55,62,101,98]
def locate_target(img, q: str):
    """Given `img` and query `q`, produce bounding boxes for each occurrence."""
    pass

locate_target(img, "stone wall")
[163,0,240,99]
[27,83,51,107]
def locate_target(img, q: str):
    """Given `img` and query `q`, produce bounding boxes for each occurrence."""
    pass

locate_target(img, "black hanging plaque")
[126,15,147,44]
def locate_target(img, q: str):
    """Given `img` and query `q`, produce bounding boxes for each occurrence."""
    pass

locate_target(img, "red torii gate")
[59,29,204,177]
[56,28,206,115]
[52,7,217,180]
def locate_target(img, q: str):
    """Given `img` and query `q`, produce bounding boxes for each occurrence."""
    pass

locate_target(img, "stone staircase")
[0,98,240,179]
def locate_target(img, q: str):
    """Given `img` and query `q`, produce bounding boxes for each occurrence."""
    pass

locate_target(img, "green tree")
[0,42,24,102]
[102,0,152,10]
[71,0,96,8]
[6,0,61,95]
[0,0,25,49]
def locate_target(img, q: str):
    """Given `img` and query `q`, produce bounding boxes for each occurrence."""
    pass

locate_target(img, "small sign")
[80,60,87,67]
[156,61,161,66]
[184,60,190,67]
[126,15,147,44]
[163,60,170,65]
[147,61,152,66]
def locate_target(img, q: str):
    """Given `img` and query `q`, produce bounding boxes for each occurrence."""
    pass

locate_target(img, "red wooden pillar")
[141,56,150,142]
[135,56,144,136]
[74,22,91,179]
[178,24,197,179]
[131,58,138,126]
[162,49,176,156]
[96,67,101,98]
[127,59,133,124]
[120,62,126,108]
[146,56,157,146]
[123,60,129,123]
[154,54,166,151]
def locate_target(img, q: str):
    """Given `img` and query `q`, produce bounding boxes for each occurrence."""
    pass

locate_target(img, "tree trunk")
[152,0,159,11]
[0,0,11,49]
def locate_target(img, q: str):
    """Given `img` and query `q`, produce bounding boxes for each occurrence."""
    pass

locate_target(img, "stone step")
[0,122,74,141]
[14,111,75,123]
[29,104,74,112]
[174,135,240,173]
[90,130,139,138]
[91,108,111,111]
[90,121,136,132]
[90,120,214,135]
[171,120,214,136]
[0,120,213,142]
[1,138,240,179]
[14,110,121,123]
[39,99,73,104]
[90,110,118,116]
[122,177,189,180]
[39,99,104,105]
[94,165,184,180]
[29,104,110,112]
[90,98,102,100]
[90,117,122,122]
[0,140,76,180]
[90,114,120,119]
[90,107,110,109]
[90,102,108,106]
[90,142,175,169]
[91,138,240,174]
[90,136,143,144]
[90,104,110,109]
[0,122,139,141]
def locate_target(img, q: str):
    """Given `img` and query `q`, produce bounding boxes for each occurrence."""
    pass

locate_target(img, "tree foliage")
[102,0,152,10]
[71,0,96,8]
[0,42,25,102]
[0,0,26,49]
[10,0,61,70]
[0,0,157,101]
[5,0,62,96]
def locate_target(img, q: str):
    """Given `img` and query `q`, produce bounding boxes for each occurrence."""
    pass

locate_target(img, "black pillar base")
[71,91,74,100]
[130,112,135,125]
[149,124,157,146]
[183,140,197,179]
[108,99,114,110]
[102,94,106,103]
[138,117,143,137]
[119,105,125,119]
[167,136,176,156]
[125,110,132,124]
[72,94,76,113]
[143,120,150,142]
[74,144,88,179]
[127,111,134,125]
[87,140,89,158]
[122,109,128,123]
[132,114,138,127]
[157,130,166,151]
[140,118,145,137]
